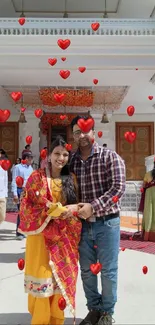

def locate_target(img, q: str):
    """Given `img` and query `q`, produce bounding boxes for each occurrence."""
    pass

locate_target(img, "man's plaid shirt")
[70,142,126,222]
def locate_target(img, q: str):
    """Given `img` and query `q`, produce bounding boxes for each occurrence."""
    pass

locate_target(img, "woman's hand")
[61,204,79,219]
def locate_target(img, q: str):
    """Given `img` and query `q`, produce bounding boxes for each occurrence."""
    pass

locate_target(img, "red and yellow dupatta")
[19,168,82,316]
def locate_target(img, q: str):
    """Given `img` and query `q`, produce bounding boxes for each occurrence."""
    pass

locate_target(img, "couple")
[19,115,126,325]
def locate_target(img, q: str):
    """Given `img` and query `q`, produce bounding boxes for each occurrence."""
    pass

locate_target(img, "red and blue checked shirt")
[70,142,126,222]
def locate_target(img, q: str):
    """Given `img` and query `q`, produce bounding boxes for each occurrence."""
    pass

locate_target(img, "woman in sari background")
[139,160,155,242]
[19,136,82,325]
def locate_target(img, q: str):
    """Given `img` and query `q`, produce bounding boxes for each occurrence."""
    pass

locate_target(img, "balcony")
[0,18,155,36]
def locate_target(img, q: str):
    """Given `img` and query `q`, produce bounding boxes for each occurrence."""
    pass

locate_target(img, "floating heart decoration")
[78,67,86,73]
[54,93,65,103]
[148,96,153,100]
[77,118,94,133]
[0,109,10,122]
[21,159,27,165]
[59,70,70,79]
[142,266,148,274]
[58,296,66,310]
[93,79,98,85]
[135,68,138,70]
[18,258,25,270]
[16,176,24,187]
[34,109,43,119]
[61,57,66,61]
[48,58,57,66]
[91,23,100,31]
[57,39,71,50]
[65,143,72,151]
[18,18,25,26]
[60,114,67,120]
[1,159,11,171]
[26,135,32,145]
[121,248,126,251]
[124,131,136,143]
[112,196,119,203]
[90,262,102,275]
[20,107,26,113]
[140,187,144,193]
[127,105,135,116]
[97,131,102,138]
[11,91,22,102]
[40,149,47,159]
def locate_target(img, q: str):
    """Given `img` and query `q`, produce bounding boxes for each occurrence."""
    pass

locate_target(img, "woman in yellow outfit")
[19,136,82,325]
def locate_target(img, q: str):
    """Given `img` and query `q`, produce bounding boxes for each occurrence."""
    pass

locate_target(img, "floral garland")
[41,113,79,135]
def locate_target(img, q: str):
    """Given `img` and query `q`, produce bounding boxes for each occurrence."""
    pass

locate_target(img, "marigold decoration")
[41,113,78,135]
[39,88,94,107]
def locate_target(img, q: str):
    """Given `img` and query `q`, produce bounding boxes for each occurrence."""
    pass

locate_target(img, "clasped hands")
[62,202,93,220]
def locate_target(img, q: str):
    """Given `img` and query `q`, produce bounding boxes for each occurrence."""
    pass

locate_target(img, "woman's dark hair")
[49,136,77,204]
[25,145,30,149]
[16,158,21,164]
[151,161,155,180]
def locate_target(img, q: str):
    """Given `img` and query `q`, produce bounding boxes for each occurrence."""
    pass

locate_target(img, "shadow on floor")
[0,252,25,263]
[0,313,82,324]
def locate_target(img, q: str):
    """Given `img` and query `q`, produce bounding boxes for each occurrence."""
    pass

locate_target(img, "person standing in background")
[11,152,33,240]
[0,153,8,224]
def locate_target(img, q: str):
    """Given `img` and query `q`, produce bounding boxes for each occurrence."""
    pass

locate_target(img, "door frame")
[0,121,19,158]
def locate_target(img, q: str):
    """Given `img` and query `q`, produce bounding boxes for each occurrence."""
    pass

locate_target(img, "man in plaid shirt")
[70,116,126,325]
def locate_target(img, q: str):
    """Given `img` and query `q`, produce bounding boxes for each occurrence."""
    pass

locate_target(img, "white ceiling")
[0,0,155,19]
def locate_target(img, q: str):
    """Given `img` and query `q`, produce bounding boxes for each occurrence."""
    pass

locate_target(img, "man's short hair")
[71,115,95,131]
[22,152,33,160]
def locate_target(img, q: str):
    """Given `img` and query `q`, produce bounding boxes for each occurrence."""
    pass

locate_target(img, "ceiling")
[0,0,155,19]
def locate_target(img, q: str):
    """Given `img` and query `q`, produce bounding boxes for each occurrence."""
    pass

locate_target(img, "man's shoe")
[98,313,114,325]
[16,235,25,240]
[79,310,101,325]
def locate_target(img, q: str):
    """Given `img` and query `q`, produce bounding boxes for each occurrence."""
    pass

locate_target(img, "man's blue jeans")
[16,187,24,237]
[79,213,120,315]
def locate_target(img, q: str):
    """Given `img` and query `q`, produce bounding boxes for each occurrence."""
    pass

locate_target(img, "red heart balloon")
[34,109,43,118]
[20,107,26,113]
[98,131,103,138]
[16,176,24,187]
[21,159,27,165]
[142,266,148,274]
[26,135,32,145]
[11,92,22,102]
[59,70,70,79]
[78,67,86,73]
[65,143,72,151]
[93,79,98,85]
[18,18,25,25]
[90,262,102,275]
[121,248,126,251]
[124,131,136,143]
[57,39,71,50]
[112,196,119,203]
[60,115,67,120]
[124,131,130,141]
[61,57,66,61]
[140,187,144,193]
[77,118,94,133]
[48,58,57,66]
[18,258,25,270]
[148,96,153,100]
[40,149,47,159]
[1,159,11,171]
[127,105,135,116]
[0,109,10,122]
[54,93,65,103]
[91,23,100,31]
[58,296,66,310]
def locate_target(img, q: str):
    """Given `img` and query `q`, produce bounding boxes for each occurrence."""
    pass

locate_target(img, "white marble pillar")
[19,112,40,163]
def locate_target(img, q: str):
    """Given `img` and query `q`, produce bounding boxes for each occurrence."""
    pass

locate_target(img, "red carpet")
[5,213,155,255]
[120,231,155,255]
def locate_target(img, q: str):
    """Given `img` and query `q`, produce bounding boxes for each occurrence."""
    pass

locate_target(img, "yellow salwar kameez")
[25,179,68,325]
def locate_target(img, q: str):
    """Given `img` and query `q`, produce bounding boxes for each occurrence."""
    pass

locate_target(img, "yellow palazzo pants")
[25,233,64,325]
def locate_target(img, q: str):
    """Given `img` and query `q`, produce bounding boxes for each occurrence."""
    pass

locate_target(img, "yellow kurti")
[25,179,65,325]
